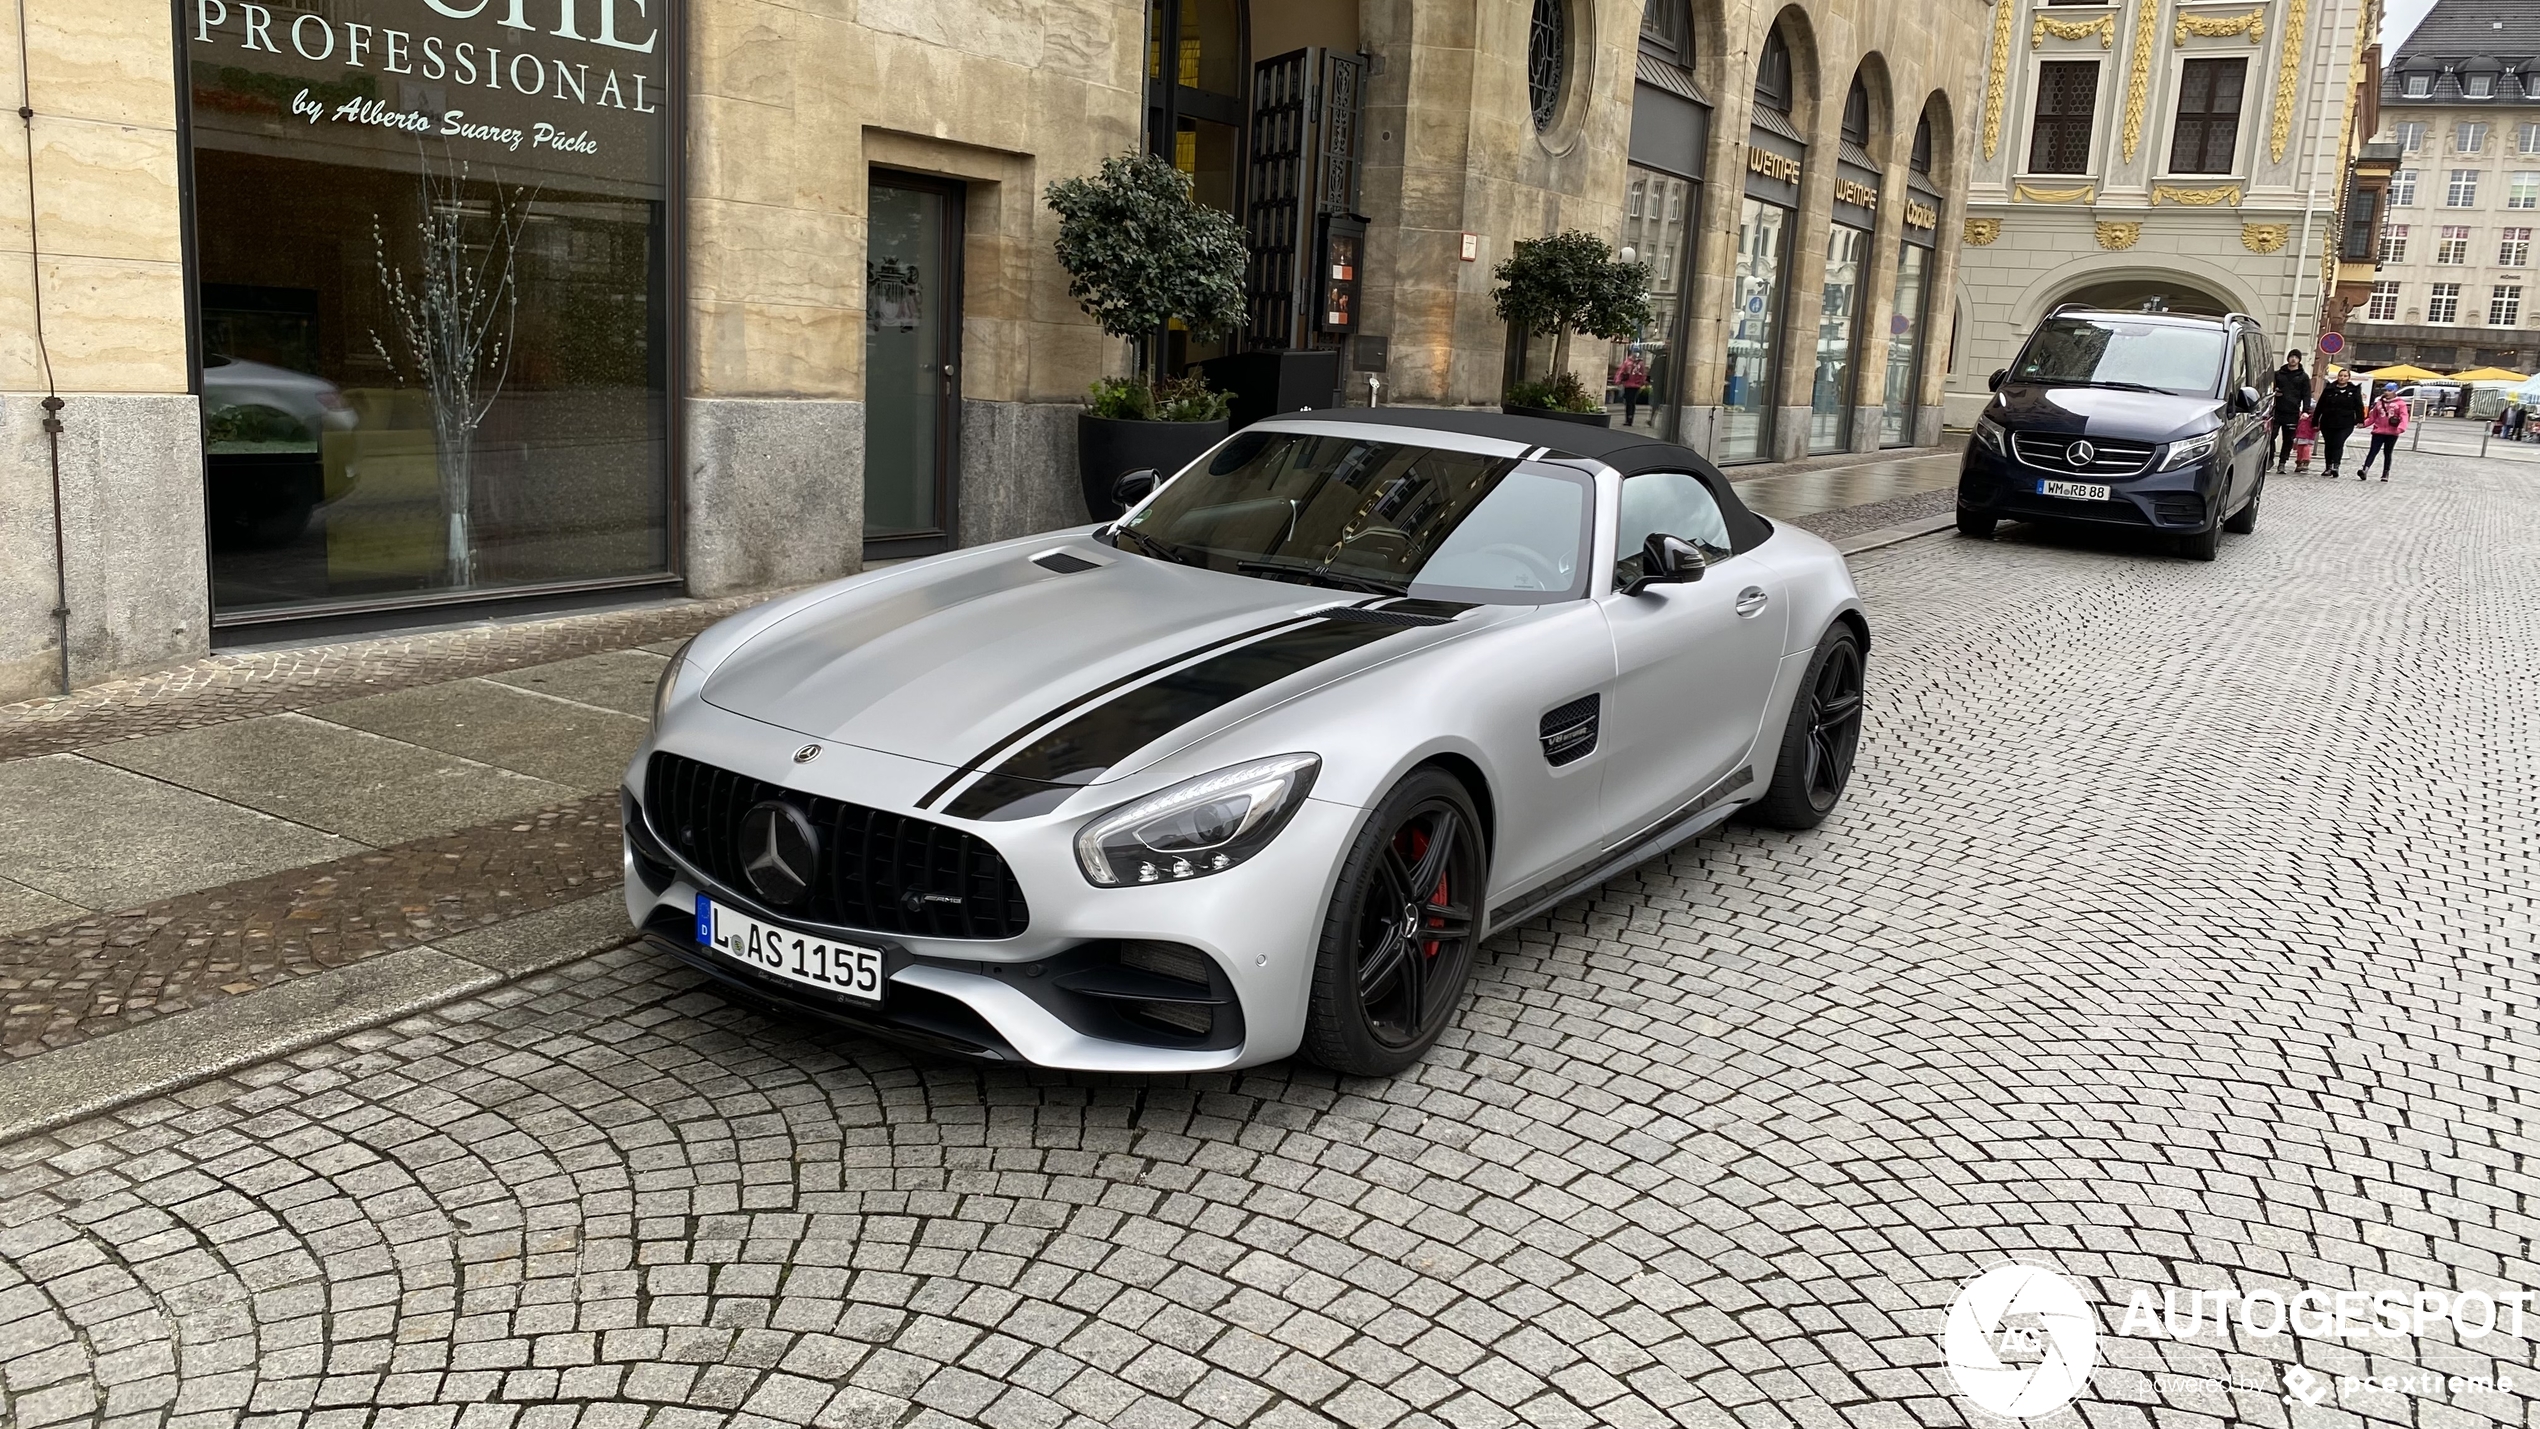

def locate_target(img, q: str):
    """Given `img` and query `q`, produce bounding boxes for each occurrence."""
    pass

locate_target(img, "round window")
[1528,0,1568,131]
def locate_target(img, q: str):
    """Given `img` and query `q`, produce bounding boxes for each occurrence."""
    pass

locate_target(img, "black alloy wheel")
[1748,624,1867,830]
[1303,769,1486,1075]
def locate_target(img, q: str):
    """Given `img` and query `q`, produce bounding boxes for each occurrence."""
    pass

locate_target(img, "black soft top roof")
[1275,406,1773,551]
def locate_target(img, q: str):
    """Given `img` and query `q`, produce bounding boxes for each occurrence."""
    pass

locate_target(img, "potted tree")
[1045,153,1247,518]
[1492,231,1653,428]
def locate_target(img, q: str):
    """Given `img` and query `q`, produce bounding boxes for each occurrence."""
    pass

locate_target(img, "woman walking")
[2314,367,2364,478]
[1616,351,1651,427]
[2362,383,2408,481]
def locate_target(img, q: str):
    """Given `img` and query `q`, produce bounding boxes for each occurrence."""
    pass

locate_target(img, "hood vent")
[1032,549,1103,574]
[1540,693,1600,766]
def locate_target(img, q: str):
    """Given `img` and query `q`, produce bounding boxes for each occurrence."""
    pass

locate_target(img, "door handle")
[1735,586,1768,617]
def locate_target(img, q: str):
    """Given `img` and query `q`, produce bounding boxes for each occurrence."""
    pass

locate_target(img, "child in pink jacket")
[2361,385,2408,482]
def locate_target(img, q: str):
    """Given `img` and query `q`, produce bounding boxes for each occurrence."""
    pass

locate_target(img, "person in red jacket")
[2361,383,2409,481]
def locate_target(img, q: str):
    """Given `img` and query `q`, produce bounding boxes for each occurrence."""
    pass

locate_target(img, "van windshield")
[2011,318,2229,396]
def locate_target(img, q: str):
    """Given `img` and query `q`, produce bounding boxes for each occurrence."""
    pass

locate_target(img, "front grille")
[2011,431,2156,476]
[645,752,1030,939]
[2149,492,2206,527]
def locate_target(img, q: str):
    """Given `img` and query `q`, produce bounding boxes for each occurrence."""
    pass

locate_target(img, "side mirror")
[2233,385,2261,414]
[1624,532,1706,596]
[1110,468,1160,509]
[1987,369,2008,392]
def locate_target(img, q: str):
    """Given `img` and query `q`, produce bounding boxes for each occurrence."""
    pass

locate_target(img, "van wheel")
[1956,511,1997,539]
[2223,478,2262,535]
[2178,522,2221,561]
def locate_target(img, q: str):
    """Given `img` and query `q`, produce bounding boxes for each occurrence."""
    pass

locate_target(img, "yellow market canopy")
[2448,366,2529,383]
[2358,364,2445,382]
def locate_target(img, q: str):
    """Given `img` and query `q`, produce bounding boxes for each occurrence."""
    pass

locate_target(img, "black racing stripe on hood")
[941,618,1406,820]
[913,611,1336,810]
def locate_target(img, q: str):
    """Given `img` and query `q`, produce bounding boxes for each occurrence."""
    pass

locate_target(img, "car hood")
[1992,384,2223,444]
[702,537,1472,786]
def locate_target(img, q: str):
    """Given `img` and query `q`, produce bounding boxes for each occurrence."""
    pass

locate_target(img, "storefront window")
[1882,244,1931,445]
[1811,224,1868,453]
[188,0,673,617]
[1613,164,1692,431]
[1723,198,1788,462]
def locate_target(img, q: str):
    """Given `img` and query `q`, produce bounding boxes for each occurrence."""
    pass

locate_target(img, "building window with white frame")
[2392,169,2418,205]
[2438,225,2471,263]
[2380,223,2410,262]
[2504,227,2533,266]
[2428,283,2462,323]
[2509,172,2540,209]
[2402,72,2432,98]
[2459,121,2490,153]
[2367,281,2401,321]
[2492,285,2523,326]
[2396,120,2425,153]
[2168,58,2246,173]
[2027,61,2101,174]
[2447,170,2481,206]
[2463,74,2495,100]
[2521,122,2540,155]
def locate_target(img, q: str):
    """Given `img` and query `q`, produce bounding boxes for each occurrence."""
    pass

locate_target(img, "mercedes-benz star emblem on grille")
[2066,440,2096,468]
[793,744,821,763]
[739,800,820,907]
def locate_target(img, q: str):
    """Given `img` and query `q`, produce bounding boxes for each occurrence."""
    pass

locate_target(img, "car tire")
[1747,624,1867,832]
[2177,522,2221,561]
[1956,510,1997,539]
[2223,477,2262,534]
[1301,768,1487,1077]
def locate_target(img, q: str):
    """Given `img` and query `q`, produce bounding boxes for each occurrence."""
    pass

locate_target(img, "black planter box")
[1501,403,1613,427]
[1195,349,1344,429]
[1076,414,1230,521]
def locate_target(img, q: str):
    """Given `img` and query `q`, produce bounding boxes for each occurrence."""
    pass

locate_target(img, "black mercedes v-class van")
[1955,306,2272,561]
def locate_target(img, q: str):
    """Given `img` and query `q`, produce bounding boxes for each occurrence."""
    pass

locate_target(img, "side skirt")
[1481,765,1755,936]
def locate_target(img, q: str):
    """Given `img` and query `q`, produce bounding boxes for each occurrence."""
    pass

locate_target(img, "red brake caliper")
[1406,825,1446,958]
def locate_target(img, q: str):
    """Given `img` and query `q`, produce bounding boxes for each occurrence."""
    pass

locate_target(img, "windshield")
[1116,432,1594,603]
[2011,318,2228,396]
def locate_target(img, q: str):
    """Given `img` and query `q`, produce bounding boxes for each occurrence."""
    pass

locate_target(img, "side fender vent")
[1539,693,1600,767]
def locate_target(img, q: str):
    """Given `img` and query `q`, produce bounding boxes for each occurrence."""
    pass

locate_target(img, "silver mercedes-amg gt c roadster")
[625,409,1869,1075]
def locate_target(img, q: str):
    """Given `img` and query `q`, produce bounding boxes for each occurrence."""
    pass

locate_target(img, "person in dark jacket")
[2270,350,2311,472]
[2313,368,2365,478]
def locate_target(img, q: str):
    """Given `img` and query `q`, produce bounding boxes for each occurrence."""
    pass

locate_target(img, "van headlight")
[2155,432,2219,471]
[1973,413,2009,456]
[1076,755,1321,886]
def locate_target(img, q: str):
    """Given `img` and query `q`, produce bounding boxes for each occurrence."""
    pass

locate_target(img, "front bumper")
[618,711,1364,1073]
[1957,442,2220,531]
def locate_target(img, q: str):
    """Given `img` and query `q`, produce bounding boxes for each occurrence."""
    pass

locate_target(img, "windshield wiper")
[1109,525,1191,565]
[2075,380,2163,393]
[1234,557,1409,595]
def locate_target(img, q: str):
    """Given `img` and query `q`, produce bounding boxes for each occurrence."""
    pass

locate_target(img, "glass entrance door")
[864,175,963,554]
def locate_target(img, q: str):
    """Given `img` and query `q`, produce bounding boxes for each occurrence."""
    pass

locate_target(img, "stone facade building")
[2340,0,2540,374]
[1942,0,2374,424]
[4,0,1983,702]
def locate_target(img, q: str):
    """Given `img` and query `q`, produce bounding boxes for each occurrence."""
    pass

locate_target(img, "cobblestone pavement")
[2,459,2536,1429]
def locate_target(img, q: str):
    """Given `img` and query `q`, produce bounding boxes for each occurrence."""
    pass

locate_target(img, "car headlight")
[1075,754,1321,887]
[2155,432,2219,471]
[1973,413,2009,456]
[652,637,698,729]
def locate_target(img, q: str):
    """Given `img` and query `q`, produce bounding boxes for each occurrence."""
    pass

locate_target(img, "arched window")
[1842,77,1871,147]
[1911,112,1934,173]
[1530,0,1570,130]
[1641,0,1692,66]
[1755,26,1793,112]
